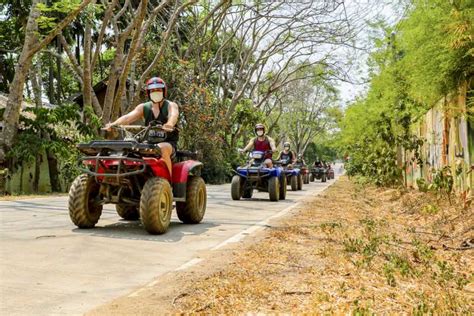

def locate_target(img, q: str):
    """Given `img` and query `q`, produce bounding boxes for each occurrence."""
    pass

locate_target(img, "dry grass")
[172,177,473,314]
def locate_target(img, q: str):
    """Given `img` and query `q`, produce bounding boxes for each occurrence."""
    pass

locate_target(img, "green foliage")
[8,104,100,188]
[429,166,454,196]
[36,0,84,31]
[337,0,470,186]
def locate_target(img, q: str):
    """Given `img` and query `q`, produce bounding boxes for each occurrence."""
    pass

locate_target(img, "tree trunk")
[1,30,38,164]
[46,148,61,192]
[30,59,43,192]
[83,7,93,113]
[19,162,24,193]
[33,155,41,192]
[48,57,56,104]
[56,36,62,104]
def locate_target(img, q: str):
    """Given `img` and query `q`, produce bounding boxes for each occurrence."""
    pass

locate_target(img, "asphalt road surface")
[0,171,341,315]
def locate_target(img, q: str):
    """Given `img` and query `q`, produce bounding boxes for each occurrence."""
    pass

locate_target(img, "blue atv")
[276,158,303,191]
[231,151,286,201]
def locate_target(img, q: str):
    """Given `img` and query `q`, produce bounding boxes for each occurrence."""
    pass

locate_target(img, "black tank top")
[143,100,179,143]
[280,151,294,164]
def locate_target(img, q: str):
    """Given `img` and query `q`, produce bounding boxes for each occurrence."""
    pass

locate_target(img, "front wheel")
[279,175,287,200]
[116,204,139,220]
[322,173,327,183]
[140,177,172,234]
[242,186,253,199]
[310,174,315,182]
[297,174,303,190]
[176,177,207,224]
[304,174,309,184]
[231,175,243,200]
[68,174,103,228]
[268,177,280,201]
[290,175,298,191]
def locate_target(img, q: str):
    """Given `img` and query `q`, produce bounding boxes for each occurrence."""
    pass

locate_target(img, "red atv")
[68,125,206,235]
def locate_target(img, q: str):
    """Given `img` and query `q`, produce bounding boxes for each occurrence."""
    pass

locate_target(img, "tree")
[1,0,93,166]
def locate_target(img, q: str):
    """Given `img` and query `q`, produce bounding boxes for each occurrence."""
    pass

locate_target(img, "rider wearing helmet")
[296,153,306,165]
[313,157,323,168]
[278,142,296,167]
[239,123,276,168]
[104,77,179,176]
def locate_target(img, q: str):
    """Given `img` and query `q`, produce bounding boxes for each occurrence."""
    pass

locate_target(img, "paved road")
[0,172,340,315]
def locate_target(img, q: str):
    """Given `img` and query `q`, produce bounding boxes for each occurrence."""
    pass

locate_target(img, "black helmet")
[283,142,290,148]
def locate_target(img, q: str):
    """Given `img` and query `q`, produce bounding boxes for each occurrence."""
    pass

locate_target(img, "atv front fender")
[172,160,203,200]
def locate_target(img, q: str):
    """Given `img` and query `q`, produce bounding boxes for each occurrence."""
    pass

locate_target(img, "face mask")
[256,130,264,136]
[150,91,164,103]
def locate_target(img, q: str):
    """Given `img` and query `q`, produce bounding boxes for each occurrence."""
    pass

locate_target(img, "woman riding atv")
[104,77,179,177]
[278,142,296,168]
[238,123,276,168]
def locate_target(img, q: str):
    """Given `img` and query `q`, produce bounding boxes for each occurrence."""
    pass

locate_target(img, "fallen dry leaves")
[172,177,473,314]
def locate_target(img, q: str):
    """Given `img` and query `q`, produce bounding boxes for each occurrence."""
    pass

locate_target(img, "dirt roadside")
[87,177,473,315]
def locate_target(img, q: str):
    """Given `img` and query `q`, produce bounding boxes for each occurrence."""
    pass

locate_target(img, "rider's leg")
[264,158,273,168]
[158,142,173,177]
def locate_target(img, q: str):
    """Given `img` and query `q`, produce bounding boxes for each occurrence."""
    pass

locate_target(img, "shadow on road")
[72,220,219,242]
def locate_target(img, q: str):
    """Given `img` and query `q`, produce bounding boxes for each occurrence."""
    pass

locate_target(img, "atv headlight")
[252,152,263,159]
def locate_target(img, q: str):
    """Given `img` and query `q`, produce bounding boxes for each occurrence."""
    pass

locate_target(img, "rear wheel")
[268,177,280,201]
[68,174,103,228]
[176,177,207,224]
[231,175,243,200]
[242,186,253,198]
[290,175,298,191]
[279,175,287,200]
[116,204,139,220]
[297,174,303,190]
[305,174,310,184]
[140,177,172,234]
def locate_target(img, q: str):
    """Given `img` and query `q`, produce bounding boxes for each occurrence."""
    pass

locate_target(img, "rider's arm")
[108,104,144,127]
[268,137,277,151]
[164,101,179,128]
[242,138,255,152]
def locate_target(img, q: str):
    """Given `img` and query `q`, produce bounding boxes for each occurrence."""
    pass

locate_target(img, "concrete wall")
[405,81,474,196]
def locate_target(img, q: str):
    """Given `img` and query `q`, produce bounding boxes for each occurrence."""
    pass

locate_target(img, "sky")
[337,1,406,105]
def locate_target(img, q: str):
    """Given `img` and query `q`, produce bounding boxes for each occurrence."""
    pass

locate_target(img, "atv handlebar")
[106,124,176,132]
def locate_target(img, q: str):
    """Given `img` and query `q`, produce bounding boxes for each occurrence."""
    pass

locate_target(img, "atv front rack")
[78,140,162,156]
[235,167,272,179]
[80,156,147,178]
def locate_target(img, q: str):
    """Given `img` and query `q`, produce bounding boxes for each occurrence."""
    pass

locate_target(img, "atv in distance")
[294,162,310,184]
[275,158,303,191]
[231,150,286,201]
[310,164,327,183]
[69,124,206,235]
[326,164,335,180]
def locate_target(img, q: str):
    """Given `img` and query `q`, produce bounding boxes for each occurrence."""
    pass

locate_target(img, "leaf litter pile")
[173,177,473,314]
